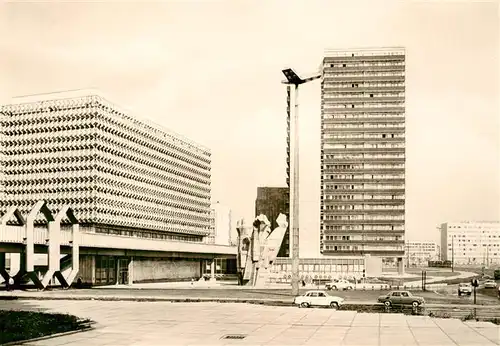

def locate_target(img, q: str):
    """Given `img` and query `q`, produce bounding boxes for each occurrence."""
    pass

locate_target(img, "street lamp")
[281,68,321,296]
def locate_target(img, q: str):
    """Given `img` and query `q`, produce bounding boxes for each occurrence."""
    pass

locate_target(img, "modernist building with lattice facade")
[0,91,234,285]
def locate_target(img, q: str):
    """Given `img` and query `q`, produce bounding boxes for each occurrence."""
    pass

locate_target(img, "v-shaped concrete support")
[0,207,26,284]
[26,201,54,290]
[41,205,79,288]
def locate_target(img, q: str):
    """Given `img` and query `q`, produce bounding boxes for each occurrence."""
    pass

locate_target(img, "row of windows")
[323,245,360,251]
[323,235,403,241]
[275,259,364,271]
[323,164,405,170]
[323,123,404,129]
[94,228,203,242]
[453,234,500,239]
[324,103,405,109]
[323,194,404,200]
[324,174,404,180]
[323,225,404,231]
[324,205,404,211]
[322,245,406,252]
[323,215,404,221]
[449,242,500,247]
[322,142,404,149]
[322,133,404,139]
[323,81,405,89]
[324,92,404,99]
[323,113,404,120]
[327,61,405,68]
[324,71,405,77]
[324,184,405,190]
[322,153,405,159]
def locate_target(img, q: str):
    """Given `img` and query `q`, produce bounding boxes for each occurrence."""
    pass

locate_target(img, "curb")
[3,295,295,305]
[1,322,95,346]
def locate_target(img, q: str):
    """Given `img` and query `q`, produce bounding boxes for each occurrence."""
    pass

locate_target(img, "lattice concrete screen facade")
[0,92,212,239]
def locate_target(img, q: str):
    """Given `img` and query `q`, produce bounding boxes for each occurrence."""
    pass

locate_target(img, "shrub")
[0,310,92,344]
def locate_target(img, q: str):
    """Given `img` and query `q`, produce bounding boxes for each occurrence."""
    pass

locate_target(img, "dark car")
[377,290,425,308]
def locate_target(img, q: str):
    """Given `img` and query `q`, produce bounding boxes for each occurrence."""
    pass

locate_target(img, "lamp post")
[281,68,321,296]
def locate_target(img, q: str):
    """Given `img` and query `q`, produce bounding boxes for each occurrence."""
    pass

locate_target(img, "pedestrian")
[497,285,500,298]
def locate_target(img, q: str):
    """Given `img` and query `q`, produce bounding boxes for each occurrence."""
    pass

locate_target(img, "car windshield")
[459,283,470,287]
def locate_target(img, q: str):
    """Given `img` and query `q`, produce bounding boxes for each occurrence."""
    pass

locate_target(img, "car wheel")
[412,301,419,308]
[332,286,337,290]
[300,302,309,308]
[384,301,391,307]
[348,286,353,290]
[330,302,339,310]
[458,292,461,296]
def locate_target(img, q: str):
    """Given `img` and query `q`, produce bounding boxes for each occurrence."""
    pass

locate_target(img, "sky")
[0,1,498,251]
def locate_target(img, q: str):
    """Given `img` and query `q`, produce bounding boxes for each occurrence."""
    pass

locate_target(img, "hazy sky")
[1,1,498,248]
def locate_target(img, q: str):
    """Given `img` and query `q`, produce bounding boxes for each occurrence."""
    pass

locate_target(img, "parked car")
[458,283,472,296]
[325,279,354,291]
[494,269,500,280]
[294,290,344,309]
[484,280,497,289]
[377,290,425,308]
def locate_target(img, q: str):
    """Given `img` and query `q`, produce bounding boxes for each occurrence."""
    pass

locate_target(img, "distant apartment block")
[405,241,439,267]
[320,47,406,260]
[440,221,500,266]
[255,187,289,257]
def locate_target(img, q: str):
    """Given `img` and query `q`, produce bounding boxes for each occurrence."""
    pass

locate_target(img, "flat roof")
[5,89,210,154]
[324,46,405,57]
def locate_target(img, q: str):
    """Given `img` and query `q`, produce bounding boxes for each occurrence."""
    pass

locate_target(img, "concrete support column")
[47,221,61,272]
[41,220,61,287]
[91,256,96,285]
[25,221,35,273]
[0,253,8,282]
[127,257,134,285]
[9,253,20,276]
[210,259,216,282]
[1,207,26,285]
[397,257,405,275]
[68,223,80,284]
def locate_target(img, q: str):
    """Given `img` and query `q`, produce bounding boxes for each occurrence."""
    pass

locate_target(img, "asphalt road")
[6,287,490,305]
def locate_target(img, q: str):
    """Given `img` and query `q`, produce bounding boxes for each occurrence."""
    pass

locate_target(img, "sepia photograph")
[0,1,499,345]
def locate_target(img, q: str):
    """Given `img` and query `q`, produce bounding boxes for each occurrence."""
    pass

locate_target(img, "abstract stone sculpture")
[236,213,288,286]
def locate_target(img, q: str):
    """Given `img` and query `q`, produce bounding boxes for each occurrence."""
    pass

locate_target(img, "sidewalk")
[3,300,499,346]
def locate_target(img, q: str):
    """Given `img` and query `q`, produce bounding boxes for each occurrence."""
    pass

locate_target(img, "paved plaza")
[1,300,499,345]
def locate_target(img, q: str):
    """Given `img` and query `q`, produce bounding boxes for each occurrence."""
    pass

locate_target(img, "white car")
[325,279,354,291]
[294,290,344,309]
[458,283,472,296]
[484,280,497,289]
